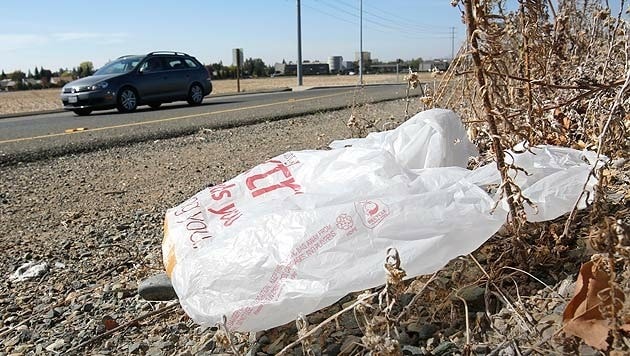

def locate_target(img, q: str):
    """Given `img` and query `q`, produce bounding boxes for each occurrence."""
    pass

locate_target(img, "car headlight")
[90,82,109,90]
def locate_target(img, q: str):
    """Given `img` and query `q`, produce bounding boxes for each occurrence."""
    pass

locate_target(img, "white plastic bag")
[162,108,598,331]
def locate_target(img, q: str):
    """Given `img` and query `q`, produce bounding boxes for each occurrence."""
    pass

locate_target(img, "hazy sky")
[0,0,467,73]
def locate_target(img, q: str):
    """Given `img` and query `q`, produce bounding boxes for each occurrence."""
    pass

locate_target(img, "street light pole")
[359,0,363,86]
[297,0,303,86]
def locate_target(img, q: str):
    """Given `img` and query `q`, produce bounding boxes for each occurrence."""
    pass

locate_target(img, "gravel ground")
[3,96,614,355]
[0,98,429,355]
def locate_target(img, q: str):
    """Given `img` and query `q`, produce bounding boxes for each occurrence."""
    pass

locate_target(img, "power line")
[304,0,451,39]
[360,0,450,31]
[330,0,451,33]
[300,2,360,26]
[282,0,450,41]
[312,0,443,36]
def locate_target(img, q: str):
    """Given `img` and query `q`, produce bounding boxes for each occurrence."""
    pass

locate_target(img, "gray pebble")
[138,273,177,301]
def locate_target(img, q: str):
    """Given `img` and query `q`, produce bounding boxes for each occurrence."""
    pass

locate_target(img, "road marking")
[0,91,349,144]
[64,128,88,133]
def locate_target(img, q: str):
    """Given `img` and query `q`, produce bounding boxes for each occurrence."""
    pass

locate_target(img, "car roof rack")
[147,51,190,57]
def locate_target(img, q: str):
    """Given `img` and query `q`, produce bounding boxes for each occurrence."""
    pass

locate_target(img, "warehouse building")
[273,62,330,76]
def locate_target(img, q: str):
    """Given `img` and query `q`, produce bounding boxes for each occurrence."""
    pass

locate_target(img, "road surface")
[0,85,419,164]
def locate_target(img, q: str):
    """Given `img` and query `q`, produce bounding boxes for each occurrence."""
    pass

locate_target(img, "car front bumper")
[60,90,117,110]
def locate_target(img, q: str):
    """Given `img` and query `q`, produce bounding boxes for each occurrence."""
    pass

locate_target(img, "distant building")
[328,56,343,73]
[354,51,371,62]
[274,62,330,76]
[418,59,450,72]
[23,78,42,85]
[0,79,16,91]
[371,64,402,73]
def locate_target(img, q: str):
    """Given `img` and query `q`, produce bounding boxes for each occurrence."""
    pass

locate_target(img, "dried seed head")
[405,71,421,89]
[213,329,231,348]
[596,9,609,20]
[347,115,358,128]
[420,96,434,106]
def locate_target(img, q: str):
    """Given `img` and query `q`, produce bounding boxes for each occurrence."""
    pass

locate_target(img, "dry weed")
[206,1,629,354]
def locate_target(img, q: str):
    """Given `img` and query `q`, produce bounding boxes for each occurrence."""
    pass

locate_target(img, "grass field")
[0,73,435,116]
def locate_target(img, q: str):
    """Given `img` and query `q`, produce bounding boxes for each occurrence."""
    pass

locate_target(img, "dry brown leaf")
[102,315,119,331]
[563,261,625,350]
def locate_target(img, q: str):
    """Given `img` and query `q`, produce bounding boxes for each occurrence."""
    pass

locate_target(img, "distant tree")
[0,70,6,80]
[27,69,33,79]
[9,70,26,82]
[34,67,40,79]
[40,69,52,87]
[77,61,94,78]
[243,58,269,77]
[208,62,227,79]
[409,57,424,71]
[206,61,246,79]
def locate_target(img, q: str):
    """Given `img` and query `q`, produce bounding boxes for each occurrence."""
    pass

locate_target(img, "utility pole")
[450,26,455,60]
[297,0,303,86]
[359,0,363,86]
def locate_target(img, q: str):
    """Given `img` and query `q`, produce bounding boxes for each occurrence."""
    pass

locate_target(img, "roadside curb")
[0,83,404,120]
[0,109,67,120]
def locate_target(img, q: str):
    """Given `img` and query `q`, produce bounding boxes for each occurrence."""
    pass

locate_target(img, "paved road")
[0,85,418,164]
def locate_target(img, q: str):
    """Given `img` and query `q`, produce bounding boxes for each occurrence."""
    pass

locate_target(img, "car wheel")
[117,87,138,113]
[149,103,162,109]
[187,83,204,105]
[73,108,92,116]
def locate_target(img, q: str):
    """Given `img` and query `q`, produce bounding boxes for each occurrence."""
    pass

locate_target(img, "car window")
[94,57,142,75]
[139,57,165,73]
[167,58,187,70]
[185,59,199,68]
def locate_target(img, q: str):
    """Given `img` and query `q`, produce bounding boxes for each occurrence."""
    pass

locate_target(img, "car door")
[134,56,170,102]
[164,56,192,98]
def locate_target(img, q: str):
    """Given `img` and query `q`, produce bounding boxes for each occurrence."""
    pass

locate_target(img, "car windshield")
[94,56,143,75]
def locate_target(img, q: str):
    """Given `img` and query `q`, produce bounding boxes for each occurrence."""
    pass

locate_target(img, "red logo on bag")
[336,214,354,230]
[245,160,303,198]
[355,200,390,228]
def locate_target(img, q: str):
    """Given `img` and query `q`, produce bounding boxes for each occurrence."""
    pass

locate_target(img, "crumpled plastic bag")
[329,108,477,169]
[162,108,599,331]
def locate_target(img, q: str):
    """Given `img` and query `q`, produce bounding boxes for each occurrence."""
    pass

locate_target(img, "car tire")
[149,103,162,109]
[73,108,92,116]
[187,83,204,106]
[117,87,138,113]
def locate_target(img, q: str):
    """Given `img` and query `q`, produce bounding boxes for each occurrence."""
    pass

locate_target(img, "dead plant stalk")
[463,0,521,223]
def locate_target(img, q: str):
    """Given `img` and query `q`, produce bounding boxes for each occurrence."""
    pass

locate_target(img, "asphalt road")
[0,84,418,164]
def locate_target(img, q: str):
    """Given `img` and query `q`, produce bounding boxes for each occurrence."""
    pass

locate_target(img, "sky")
[0,0,465,73]
[0,0,466,73]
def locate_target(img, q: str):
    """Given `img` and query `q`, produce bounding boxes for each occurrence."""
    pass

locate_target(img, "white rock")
[9,262,49,282]
[45,338,65,351]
